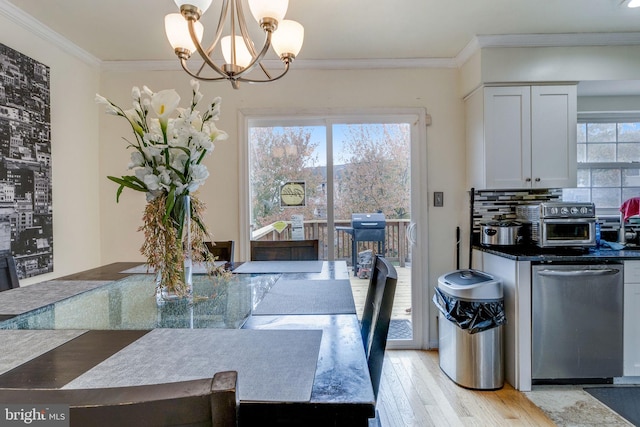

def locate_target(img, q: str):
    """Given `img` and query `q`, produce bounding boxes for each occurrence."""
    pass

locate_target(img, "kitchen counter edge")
[473,245,640,262]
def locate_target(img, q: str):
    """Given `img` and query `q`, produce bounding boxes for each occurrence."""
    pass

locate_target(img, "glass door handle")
[407,222,417,246]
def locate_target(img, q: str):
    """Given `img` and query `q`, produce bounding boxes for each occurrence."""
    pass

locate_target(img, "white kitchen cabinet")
[466,85,577,190]
[624,260,640,376]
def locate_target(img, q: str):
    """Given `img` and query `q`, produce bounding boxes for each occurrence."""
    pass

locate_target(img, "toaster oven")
[517,202,596,248]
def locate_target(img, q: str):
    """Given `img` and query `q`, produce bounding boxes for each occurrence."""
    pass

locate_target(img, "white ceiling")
[4,0,640,94]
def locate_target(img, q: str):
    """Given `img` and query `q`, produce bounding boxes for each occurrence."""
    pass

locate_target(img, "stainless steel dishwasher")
[532,263,623,382]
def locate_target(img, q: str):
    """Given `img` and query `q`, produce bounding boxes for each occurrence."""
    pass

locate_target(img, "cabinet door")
[484,86,532,189]
[531,85,577,188]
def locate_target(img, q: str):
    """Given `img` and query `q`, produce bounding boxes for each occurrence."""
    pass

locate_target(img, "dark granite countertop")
[474,244,640,262]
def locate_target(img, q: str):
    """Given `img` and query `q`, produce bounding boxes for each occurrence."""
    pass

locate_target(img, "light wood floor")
[376,350,556,427]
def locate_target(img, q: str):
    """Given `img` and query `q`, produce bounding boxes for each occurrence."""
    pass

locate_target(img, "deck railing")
[252,219,411,268]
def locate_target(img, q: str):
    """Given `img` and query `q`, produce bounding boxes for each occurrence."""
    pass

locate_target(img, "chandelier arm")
[235,0,256,56]
[235,0,272,80]
[205,0,230,57]
[179,58,229,82]
[258,61,274,80]
[187,19,228,79]
[230,0,238,66]
[237,60,291,84]
[230,32,272,79]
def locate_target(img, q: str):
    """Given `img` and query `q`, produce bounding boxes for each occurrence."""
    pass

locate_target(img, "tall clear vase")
[183,194,193,295]
[156,194,193,305]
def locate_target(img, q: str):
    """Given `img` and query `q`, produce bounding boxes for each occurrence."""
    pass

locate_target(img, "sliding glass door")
[241,110,427,348]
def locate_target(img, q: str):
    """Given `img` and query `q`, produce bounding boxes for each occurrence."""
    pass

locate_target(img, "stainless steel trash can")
[435,269,504,390]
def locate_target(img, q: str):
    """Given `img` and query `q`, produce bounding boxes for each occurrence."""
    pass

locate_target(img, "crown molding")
[475,32,640,48]
[455,37,481,68]
[101,57,458,73]
[0,0,101,67]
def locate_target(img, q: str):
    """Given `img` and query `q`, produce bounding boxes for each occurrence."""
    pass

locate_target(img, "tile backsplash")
[472,188,562,231]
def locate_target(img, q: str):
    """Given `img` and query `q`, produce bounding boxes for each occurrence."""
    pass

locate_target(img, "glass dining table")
[0,273,279,330]
[0,261,376,427]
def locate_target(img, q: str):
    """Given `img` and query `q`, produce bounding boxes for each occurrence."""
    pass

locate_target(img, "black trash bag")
[432,287,506,334]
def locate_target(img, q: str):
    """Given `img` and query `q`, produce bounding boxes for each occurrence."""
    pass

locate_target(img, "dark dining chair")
[250,239,319,261]
[0,371,238,427]
[0,255,19,292]
[360,254,397,424]
[205,240,235,263]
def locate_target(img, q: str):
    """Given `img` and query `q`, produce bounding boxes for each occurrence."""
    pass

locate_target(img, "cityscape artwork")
[0,43,52,279]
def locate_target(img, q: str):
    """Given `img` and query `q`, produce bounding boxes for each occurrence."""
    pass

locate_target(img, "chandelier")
[164,0,304,89]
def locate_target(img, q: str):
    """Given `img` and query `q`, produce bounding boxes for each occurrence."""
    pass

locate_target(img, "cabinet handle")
[525,178,532,182]
[535,177,541,182]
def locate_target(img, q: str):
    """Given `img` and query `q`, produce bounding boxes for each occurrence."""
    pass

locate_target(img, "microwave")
[518,202,596,248]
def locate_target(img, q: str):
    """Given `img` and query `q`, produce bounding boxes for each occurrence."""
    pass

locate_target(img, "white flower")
[158,169,172,187]
[128,151,145,169]
[95,94,120,116]
[171,152,188,171]
[135,166,153,181]
[190,164,209,182]
[95,94,109,105]
[142,143,163,159]
[208,123,228,142]
[123,109,143,136]
[147,118,162,136]
[143,173,161,191]
[98,83,227,203]
[151,89,180,122]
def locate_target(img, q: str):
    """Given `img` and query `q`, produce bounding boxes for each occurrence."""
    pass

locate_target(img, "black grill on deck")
[337,213,386,275]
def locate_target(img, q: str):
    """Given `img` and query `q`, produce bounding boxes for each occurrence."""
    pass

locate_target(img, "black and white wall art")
[0,43,52,279]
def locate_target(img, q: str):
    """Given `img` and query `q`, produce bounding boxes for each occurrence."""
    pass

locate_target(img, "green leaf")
[167,165,186,183]
[163,187,176,224]
[115,185,124,203]
[107,176,147,192]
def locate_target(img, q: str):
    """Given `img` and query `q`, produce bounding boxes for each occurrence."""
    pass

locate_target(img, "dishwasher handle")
[536,268,620,277]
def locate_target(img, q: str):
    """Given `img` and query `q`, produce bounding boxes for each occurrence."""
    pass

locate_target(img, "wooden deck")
[349,264,412,322]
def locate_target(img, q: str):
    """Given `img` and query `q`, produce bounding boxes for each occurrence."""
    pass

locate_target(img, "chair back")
[0,256,19,292]
[360,255,397,400]
[250,239,319,261]
[205,241,235,263]
[0,371,238,427]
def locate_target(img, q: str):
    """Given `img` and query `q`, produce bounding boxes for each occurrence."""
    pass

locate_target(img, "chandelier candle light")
[165,0,304,89]
[96,80,228,300]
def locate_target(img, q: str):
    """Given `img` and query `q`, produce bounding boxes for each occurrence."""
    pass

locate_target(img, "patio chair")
[250,239,319,261]
[205,240,235,263]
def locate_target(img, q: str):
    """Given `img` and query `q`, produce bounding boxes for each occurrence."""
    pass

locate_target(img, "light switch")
[434,191,444,207]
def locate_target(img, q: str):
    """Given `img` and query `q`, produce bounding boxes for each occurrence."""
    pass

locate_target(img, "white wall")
[0,13,101,286]
[578,95,640,113]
